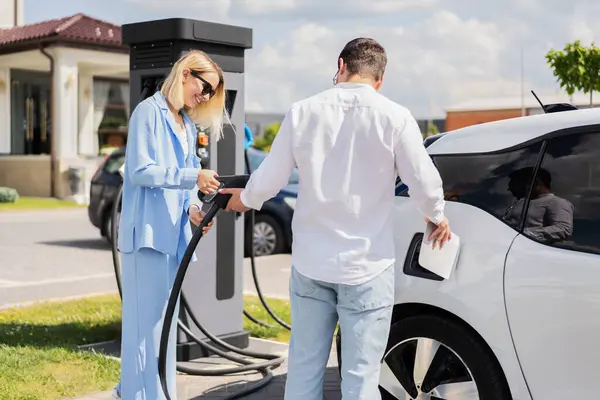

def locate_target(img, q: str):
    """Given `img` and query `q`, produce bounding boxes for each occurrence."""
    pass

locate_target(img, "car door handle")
[403,233,444,281]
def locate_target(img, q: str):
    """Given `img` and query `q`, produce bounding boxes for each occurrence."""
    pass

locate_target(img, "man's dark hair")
[509,167,552,189]
[338,38,387,81]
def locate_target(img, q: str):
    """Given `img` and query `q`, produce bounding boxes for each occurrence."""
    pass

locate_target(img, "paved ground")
[0,209,292,308]
[72,338,342,400]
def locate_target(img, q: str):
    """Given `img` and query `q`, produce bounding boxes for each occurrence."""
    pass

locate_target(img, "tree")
[252,122,281,152]
[546,40,600,107]
[424,123,440,138]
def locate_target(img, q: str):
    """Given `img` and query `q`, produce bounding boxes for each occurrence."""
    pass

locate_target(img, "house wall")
[0,0,24,29]
[0,156,51,197]
[445,109,522,131]
[0,47,128,202]
[0,67,9,154]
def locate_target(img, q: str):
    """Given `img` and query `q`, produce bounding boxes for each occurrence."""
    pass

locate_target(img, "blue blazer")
[118,91,201,262]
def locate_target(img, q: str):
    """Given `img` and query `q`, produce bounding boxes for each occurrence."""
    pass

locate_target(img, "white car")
[337,106,600,399]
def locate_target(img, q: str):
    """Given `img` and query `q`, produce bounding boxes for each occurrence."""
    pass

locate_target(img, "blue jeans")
[284,265,395,400]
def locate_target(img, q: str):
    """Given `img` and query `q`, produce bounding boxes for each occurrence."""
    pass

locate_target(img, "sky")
[24,0,600,118]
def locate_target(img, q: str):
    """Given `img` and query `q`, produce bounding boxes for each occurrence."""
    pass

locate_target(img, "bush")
[252,122,281,152]
[0,187,19,203]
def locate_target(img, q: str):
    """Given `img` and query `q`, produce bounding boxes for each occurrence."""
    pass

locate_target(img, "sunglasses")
[189,70,217,98]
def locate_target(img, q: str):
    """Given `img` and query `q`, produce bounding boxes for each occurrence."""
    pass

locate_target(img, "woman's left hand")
[189,205,214,234]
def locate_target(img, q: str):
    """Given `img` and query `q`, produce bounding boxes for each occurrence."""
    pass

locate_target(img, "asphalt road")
[0,209,291,309]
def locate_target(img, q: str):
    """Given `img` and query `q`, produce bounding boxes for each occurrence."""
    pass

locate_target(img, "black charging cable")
[111,176,286,400]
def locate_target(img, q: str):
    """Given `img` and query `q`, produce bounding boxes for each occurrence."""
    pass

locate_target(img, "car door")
[504,126,600,399]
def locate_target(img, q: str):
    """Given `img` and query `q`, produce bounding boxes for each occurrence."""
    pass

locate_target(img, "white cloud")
[123,0,600,119]
[125,0,233,22]
[127,0,440,20]
[245,10,520,117]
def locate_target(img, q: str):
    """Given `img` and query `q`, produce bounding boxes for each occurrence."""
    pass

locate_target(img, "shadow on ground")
[192,367,341,400]
[38,238,111,250]
[0,321,120,350]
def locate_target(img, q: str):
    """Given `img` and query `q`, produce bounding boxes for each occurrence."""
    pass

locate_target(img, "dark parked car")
[88,147,297,257]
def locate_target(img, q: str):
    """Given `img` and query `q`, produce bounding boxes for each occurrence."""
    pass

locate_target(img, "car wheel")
[336,314,511,400]
[247,214,285,257]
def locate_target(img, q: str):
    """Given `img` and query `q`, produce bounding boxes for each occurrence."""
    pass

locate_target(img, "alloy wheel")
[253,221,277,256]
[379,337,478,400]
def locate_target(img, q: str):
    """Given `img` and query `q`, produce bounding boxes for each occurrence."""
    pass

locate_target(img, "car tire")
[103,207,119,246]
[245,214,285,257]
[103,210,113,245]
[336,314,511,400]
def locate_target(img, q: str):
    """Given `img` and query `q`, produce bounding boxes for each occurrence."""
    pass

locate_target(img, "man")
[504,167,574,244]
[221,38,450,400]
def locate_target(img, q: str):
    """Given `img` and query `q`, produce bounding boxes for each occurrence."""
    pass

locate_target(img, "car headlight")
[283,197,296,210]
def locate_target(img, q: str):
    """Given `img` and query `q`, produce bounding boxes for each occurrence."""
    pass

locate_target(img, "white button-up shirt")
[240,82,445,285]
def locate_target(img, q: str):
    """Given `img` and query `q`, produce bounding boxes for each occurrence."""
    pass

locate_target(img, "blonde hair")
[160,50,228,141]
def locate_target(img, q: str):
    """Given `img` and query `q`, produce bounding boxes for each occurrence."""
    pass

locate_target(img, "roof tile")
[0,13,123,47]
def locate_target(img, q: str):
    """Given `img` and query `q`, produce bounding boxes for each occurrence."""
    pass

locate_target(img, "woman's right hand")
[197,170,221,194]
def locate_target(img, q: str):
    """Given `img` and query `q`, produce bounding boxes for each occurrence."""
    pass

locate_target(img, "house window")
[94,78,129,155]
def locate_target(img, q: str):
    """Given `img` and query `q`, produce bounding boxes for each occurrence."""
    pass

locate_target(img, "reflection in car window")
[523,131,599,253]
[432,142,543,230]
[511,167,574,244]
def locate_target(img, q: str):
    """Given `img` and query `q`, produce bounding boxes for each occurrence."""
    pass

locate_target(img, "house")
[445,92,600,131]
[0,1,129,202]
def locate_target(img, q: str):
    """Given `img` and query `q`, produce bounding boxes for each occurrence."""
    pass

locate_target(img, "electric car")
[336,106,600,399]
[88,147,297,257]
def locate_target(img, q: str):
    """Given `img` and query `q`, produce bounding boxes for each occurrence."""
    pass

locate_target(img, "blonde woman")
[115,50,227,399]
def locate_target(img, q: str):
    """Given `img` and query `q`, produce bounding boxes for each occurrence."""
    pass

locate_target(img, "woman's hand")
[189,205,214,234]
[197,170,220,194]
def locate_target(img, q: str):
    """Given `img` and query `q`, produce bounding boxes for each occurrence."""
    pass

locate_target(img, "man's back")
[285,82,442,284]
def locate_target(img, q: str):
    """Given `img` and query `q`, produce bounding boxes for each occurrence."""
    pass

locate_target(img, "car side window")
[522,130,600,254]
[432,142,543,230]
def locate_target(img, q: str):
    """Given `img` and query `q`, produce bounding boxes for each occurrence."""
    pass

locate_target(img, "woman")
[114,50,228,400]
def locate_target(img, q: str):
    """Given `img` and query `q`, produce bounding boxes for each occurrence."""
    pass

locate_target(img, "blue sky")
[23,0,600,117]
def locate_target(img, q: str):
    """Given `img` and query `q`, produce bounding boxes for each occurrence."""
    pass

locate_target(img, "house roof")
[446,92,600,112]
[0,13,124,51]
[429,107,600,155]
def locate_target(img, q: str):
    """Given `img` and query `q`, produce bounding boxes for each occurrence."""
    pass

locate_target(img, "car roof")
[427,107,600,155]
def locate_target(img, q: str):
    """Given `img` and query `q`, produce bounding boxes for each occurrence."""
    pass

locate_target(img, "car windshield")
[247,149,299,184]
[104,151,125,174]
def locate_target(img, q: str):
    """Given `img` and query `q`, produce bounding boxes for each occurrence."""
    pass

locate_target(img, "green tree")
[252,122,281,152]
[424,123,440,138]
[546,40,600,106]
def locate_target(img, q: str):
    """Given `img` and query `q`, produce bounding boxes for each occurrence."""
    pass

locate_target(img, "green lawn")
[0,294,291,400]
[0,197,85,211]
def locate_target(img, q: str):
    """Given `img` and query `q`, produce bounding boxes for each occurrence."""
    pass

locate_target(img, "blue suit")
[116,91,201,399]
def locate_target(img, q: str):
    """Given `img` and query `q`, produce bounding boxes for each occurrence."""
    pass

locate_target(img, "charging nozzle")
[197,175,250,209]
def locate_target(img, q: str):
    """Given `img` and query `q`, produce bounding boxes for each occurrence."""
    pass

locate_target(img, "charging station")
[121,18,253,361]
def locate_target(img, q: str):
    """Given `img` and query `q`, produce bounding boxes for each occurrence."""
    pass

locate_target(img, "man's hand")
[426,216,452,249]
[218,188,250,212]
[188,205,214,235]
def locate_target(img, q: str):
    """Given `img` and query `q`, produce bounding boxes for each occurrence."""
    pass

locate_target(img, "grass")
[0,293,291,400]
[0,197,85,211]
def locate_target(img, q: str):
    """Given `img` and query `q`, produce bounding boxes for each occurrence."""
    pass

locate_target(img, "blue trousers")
[284,265,395,400]
[116,247,180,400]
